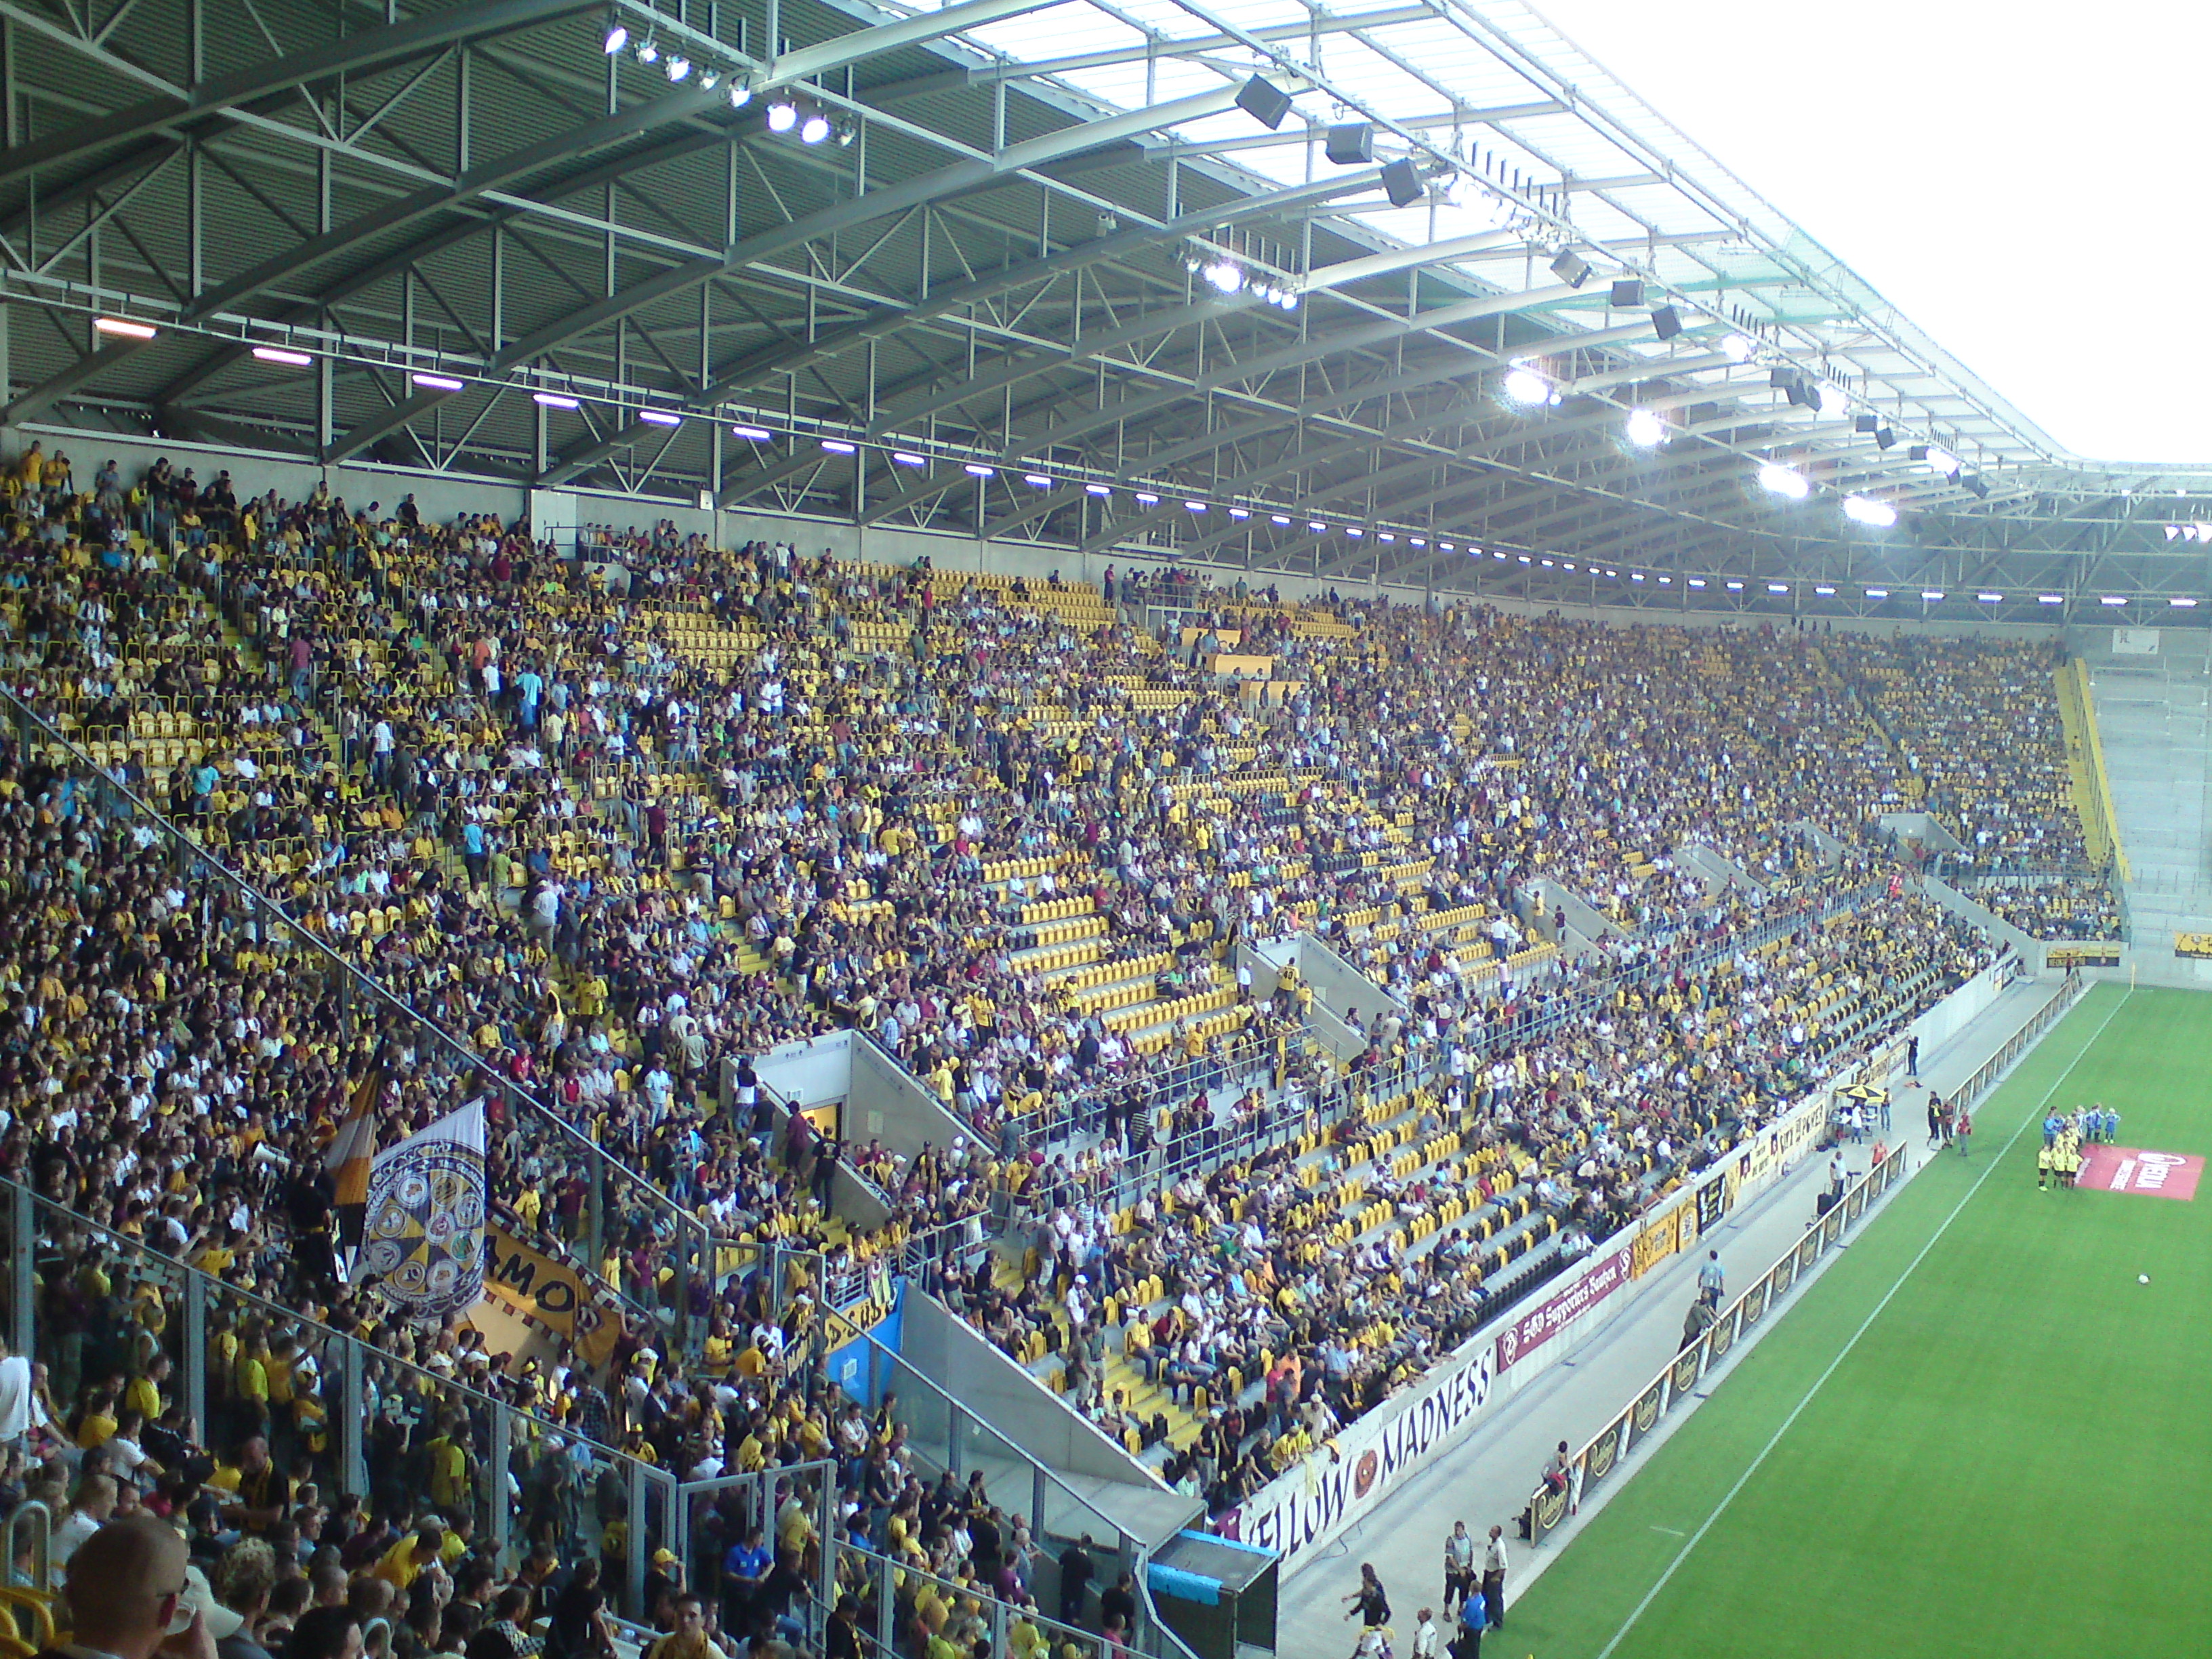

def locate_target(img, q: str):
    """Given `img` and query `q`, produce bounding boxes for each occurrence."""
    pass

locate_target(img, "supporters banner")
[359,1103,487,1324]
[1494,1244,1634,1370]
[1696,1173,1729,1235]
[1631,1208,1679,1278]
[1226,1334,1496,1566]
[483,1224,621,1368]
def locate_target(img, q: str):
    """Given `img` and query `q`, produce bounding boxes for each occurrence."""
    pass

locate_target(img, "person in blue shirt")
[2044,1112,2063,1147]
[720,1528,772,1637]
[1451,1584,1486,1659]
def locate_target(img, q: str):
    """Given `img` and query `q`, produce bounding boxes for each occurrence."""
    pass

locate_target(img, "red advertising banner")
[2078,1145,2203,1202]
[1495,1244,1634,1370]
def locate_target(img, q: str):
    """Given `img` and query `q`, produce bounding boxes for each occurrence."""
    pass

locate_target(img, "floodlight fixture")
[1549,249,1591,288]
[1843,495,1897,528]
[1625,409,1666,448]
[637,409,682,427]
[1650,304,1682,341]
[251,346,312,367]
[766,101,798,133]
[1757,463,1809,499]
[1502,367,1549,407]
[94,316,158,340]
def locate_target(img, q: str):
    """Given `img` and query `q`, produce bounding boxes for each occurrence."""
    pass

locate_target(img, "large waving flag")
[356,1101,489,1324]
[324,1059,384,1271]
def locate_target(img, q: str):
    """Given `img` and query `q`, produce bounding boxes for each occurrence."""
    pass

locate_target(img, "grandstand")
[0,5,2199,1659]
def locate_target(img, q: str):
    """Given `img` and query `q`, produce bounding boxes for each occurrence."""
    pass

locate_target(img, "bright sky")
[1531,1,2212,464]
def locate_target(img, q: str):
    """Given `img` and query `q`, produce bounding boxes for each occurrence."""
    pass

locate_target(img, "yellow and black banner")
[482,1225,621,1368]
[2049,943,2121,968]
[1632,1206,1681,1277]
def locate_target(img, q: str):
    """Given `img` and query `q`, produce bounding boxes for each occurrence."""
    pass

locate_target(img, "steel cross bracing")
[6,0,2212,619]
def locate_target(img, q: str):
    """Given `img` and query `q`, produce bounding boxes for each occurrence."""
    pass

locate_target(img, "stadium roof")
[5,0,2210,616]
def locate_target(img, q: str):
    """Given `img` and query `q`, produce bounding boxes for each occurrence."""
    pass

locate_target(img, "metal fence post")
[627,1457,650,1620]
[341,1336,369,1499]
[9,1185,33,1359]
[947,1401,964,1477]
[874,1550,897,1655]
[487,1401,512,1565]
[182,1272,207,1443]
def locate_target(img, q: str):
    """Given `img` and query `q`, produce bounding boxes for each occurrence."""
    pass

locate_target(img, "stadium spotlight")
[1650,305,1682,342]
[1875,426,1896,449]
[1134,491,1159,504]
[964,464,996,478]
[532,391,581,409]
[1843,495,1897,529]
[602,22,629,54]
[94,316,158,340]
[1023,473,1052,488]
[2037,594,2065,605]
[729,81,753,108]
[665,55,691,82]
[251,346,312,367]
[1864,587,1889,598]
[1272,514,1291,525]
[1817,384,1848,419]
[1549,249,1591,288]
[799,113,832,144]
[1853,413,1877,433]
[1966,476,1990,499]
[1721,334,1755,363]
[1203,259,1246,295]
[1085,483,1112,496]
[1235,76,1293,129]
[1310,521,1328,532]
[411,372,464,392]
[2102,595,2129,606]
[1326,123,1374,165]
[1978,593,2003,603]
[1502,367,1549,407]
[766,100,798,133]
[819,438,857,454]
[636,35,659,64]
[1626,409,1666,448]
[637,409,682,428]
[2171,597,2200,608]
[1757,463,1809,499]
[892,451,926,467]
[729,424,773,441]
[1921,590,1945,601]
[1610,279,1644,308]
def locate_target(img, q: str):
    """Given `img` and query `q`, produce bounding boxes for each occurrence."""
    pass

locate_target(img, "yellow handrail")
[2056,661,2130,884]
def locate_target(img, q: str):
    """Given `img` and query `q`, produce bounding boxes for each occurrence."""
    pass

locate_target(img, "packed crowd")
[0,441,2084,1584]
[1954,872,2123,940]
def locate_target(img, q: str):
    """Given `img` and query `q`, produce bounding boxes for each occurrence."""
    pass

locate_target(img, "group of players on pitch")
[2036,1103,2121,1191]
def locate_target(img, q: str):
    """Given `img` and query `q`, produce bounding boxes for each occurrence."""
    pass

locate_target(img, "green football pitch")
[1507,981,2212,1658]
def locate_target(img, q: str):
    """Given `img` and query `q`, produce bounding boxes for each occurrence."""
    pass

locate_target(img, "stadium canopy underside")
[7,0,2212,623]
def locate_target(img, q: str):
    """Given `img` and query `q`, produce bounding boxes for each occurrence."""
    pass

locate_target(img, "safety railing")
[0,679,719,1345]
[1520,970,2084,1543]
[0,1174,682,1609]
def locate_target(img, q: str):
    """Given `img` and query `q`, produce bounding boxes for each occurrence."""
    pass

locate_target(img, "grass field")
[1507,982,2212,1658]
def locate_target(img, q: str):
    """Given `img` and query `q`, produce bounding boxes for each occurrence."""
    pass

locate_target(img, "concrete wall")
[895,1290,1164,1488]
[1522,876,1614,954]
[1918,876,2047,972]
[849,1030,976,1158]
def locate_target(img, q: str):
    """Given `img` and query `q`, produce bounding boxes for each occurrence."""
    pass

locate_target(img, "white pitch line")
[1593,985,2128,1659]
